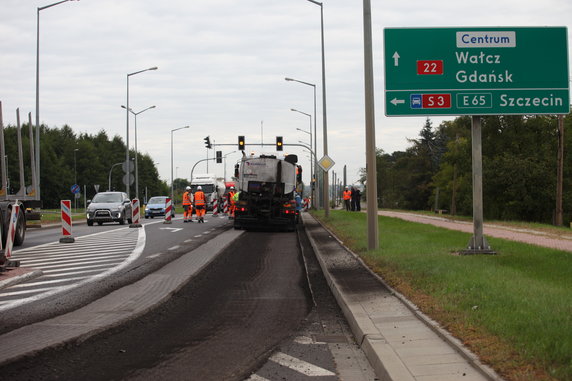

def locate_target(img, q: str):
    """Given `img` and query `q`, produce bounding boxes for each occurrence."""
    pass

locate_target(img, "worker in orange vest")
[343,186,352,211]
[228,186,236,219]
[183,186,193,223]
[194,185,207,223]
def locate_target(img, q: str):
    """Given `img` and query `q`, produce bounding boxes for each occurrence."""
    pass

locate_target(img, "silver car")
[86,192,132,226]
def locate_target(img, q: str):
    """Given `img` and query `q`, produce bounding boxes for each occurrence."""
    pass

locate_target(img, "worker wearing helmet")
[194,185,206,223]
[228,186,236,219]
[183,186,193,222]
[343,186,352,211]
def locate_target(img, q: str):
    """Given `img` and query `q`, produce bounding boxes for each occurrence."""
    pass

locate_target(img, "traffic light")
[238,135,245,150]
[204,136,212,149]
[216,150,222,163]
[276,136,283,151]
[296,165,302,183]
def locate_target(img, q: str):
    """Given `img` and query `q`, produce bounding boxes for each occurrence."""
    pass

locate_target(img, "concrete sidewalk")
[0,228,244,366]
[302,213,503,381]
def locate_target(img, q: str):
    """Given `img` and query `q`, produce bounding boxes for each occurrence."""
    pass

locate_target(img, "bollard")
[59,200,75,243]
[130,198,142,228]
[5,203,21,254]
[212,198,219,217]
[164,198,173,224]
[223,198,229,215]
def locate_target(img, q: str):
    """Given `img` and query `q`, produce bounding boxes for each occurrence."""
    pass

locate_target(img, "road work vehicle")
[233,154,300,231]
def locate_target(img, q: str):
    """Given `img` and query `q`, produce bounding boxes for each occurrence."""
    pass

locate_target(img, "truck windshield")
[191,184,215,193]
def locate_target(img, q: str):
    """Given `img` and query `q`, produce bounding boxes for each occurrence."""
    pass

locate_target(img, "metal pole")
[126,74,130,197]
[463,116,493,254]
[171,126,189,207]
[363,0,379,249]
[35,8,40,200]
[134,113,139,200]
[556,115,564,226]
[318,3,330,217]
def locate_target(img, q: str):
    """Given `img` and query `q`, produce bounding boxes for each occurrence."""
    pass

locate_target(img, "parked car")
[144,196,175,219]
[86,192,132,226]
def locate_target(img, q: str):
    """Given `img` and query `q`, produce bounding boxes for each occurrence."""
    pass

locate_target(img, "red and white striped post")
[163,197,173,224]
[5,203,21,255]
[130,198,142,228]
[59,200,75,243]
[212,198,219,217]
[223,198,229,215]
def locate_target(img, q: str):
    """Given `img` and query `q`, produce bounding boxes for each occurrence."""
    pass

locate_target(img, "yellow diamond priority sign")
[318,155,335,172]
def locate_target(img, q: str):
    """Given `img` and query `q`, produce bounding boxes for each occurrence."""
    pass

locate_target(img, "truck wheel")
[13,208,26,247]
[87,220,94,226]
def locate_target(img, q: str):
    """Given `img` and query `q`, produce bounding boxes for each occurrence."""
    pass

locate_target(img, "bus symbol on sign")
[417,60,443,75]
[410,94,452,109]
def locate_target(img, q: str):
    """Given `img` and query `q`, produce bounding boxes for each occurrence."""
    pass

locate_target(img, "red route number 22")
[417,60,443,75]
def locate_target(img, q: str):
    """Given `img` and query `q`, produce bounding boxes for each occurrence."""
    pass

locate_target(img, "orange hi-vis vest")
[183,191,192,206]
[194,191,206,206]
[343,190,352,200]
[228,191,236,204]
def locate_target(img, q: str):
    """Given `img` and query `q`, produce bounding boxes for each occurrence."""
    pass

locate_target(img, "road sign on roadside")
[317,155,335,172]
[384,27,570,116]
[70,184,80,194]
[122,160,134,173]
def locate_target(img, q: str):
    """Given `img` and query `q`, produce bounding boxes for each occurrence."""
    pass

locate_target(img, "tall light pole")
[223,151,236,181]
[74,148,79,212]
[126,66,157,198]
[36,0,79,201]
[304,0,329,216]
[108,161,124,191]
[171,126,190,205]
[285,77,318,207]
[292,108,314,201]
[122,104,156,200]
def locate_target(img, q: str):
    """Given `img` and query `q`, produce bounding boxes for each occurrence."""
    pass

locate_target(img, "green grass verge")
[313,210,572,381]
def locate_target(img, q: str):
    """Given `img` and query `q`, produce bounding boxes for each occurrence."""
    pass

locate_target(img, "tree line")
[363,114,572,224]
[2,123,170,209]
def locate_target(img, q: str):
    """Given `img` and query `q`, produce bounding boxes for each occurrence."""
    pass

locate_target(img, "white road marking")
[245,374,271,381]
[184,239,193,243]
[270,352,335,377]
[168,245,180,251]
[159,227,183,233]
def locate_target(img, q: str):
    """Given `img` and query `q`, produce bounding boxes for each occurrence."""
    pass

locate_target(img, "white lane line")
[245,374,271,381]
[41,263,124,274]
[184,239,193,243]
[269,352,336,377]
[41,268,112,277]
[194,235,202,238]
[146,253,162,259]
[20,256,125,268]
[168,245,180,251]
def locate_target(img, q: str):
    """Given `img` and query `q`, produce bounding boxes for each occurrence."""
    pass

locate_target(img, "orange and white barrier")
[212,198,219,217]
[130,198,142,227]
[59,200,75,243]
[164,198,173,224]
[5,203,20,255]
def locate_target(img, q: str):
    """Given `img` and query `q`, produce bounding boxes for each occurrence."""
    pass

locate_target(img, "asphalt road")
[0,227,313,380]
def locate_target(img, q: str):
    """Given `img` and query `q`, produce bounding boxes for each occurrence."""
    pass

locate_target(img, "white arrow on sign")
[392,51,400,66]
[160,227,183,233]
[390,98,405,106]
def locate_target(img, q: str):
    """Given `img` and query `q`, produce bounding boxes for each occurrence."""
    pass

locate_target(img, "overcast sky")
[1,0,571,189]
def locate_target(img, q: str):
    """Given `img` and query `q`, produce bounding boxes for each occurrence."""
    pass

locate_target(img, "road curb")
[0,269,44,291]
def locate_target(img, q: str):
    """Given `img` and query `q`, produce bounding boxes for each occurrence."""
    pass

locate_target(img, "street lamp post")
[108,161,124,191]
[74,148,79,211]
[126,66,157,198]
[36,0,79,201]
[222,151,236,181]
[122,105,156,201]
[305,0,329,216]
[291,108,313,202]
[171,126,190,206]
[285,77,318,207]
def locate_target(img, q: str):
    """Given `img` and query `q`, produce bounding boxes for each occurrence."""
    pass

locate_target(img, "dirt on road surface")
[379,210,572,252]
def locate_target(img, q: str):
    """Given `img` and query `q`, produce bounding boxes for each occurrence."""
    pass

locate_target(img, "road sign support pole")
[462,116,495,255]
